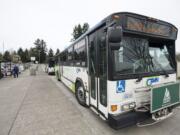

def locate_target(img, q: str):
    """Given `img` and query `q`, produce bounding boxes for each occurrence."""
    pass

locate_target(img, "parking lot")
[0,65,180,135]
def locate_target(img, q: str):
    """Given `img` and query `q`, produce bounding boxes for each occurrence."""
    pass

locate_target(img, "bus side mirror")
[109,43,121,50]
[108,26,122,43]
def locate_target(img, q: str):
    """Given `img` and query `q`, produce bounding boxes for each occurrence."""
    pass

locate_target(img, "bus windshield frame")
[109,36,176,80]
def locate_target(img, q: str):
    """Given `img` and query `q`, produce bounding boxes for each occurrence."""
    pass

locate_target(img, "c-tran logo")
[163,88,171,104]
[146,77,159,86]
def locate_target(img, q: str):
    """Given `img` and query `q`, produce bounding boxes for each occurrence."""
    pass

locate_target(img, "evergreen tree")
[55,49,60,56]
[29,47,38,61]
[17,48,23,56]
[24,49,30,62]
[3,51,11,62]
[17,47,26,62]
[48,48,54,58]
[34,39,47,63]
[82,23,89,33]
[71,23,89,41]
[0,53,3,61]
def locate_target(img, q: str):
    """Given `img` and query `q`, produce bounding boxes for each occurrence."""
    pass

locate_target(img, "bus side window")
[64,52,67,61]
[61,51,67,65]
[67,46,74,66]
[90,41,95,75]
[89,36,96,100]
[74,39,86,67]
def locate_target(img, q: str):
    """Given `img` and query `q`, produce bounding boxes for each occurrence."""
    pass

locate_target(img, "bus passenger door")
[89,33,98,109]
[89,30,108,118]
[97,29,108,118]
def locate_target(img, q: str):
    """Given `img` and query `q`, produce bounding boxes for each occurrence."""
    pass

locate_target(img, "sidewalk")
[0,66,90,135]
[0,70,33,135]
[0,65,180,135]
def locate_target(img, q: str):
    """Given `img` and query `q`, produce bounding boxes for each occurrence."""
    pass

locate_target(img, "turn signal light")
[111,105,117,112]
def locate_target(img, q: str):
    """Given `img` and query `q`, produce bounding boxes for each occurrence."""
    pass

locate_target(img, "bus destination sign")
[126,16,172,37]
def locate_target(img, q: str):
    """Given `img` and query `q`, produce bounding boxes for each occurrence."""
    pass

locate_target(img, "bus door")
[89,29,108,117]
[89,33,98,109]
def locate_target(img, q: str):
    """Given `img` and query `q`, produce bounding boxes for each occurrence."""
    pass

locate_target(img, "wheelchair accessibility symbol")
[116,80,125,93]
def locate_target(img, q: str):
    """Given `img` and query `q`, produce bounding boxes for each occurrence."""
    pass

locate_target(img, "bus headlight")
[129,102,136,109]
[122,104,129,111]
[122,102,136,111]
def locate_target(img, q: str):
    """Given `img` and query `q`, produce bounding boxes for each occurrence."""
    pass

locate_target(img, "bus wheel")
[75,82,86,106]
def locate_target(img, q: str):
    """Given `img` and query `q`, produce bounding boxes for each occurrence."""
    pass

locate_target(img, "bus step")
[137,118,157,127]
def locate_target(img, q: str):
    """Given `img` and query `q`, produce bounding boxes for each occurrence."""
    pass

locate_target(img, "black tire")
[75,82,86,106]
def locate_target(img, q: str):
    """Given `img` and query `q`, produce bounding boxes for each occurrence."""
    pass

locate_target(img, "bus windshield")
[48,60,55,67]
[113,37,175,75]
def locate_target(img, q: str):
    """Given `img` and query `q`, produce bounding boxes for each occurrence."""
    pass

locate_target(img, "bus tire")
[75,82,86,106]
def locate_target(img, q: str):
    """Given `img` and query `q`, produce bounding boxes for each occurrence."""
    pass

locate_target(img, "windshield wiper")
[136,75,143,82]
[91,59,96,74]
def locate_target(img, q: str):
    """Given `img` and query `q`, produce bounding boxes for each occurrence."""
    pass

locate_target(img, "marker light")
[111,105,117,112]
[112,15,120,20]
[147,17,158,22]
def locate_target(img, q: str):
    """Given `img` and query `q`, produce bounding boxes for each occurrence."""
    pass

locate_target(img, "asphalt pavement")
[0,65,180,135]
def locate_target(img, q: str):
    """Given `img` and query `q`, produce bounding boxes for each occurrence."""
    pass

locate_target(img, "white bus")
[56,12,179,129]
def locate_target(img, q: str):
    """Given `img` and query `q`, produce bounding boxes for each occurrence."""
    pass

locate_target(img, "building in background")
[12,54,21,63]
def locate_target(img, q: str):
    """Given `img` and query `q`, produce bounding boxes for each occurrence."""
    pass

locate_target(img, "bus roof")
[113,12,178,29]
[64,12,178,50]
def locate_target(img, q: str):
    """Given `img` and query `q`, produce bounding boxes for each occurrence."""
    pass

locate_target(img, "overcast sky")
[0,0,180,53]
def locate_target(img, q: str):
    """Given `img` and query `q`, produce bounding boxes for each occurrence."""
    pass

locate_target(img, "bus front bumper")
[108,111,150,129]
